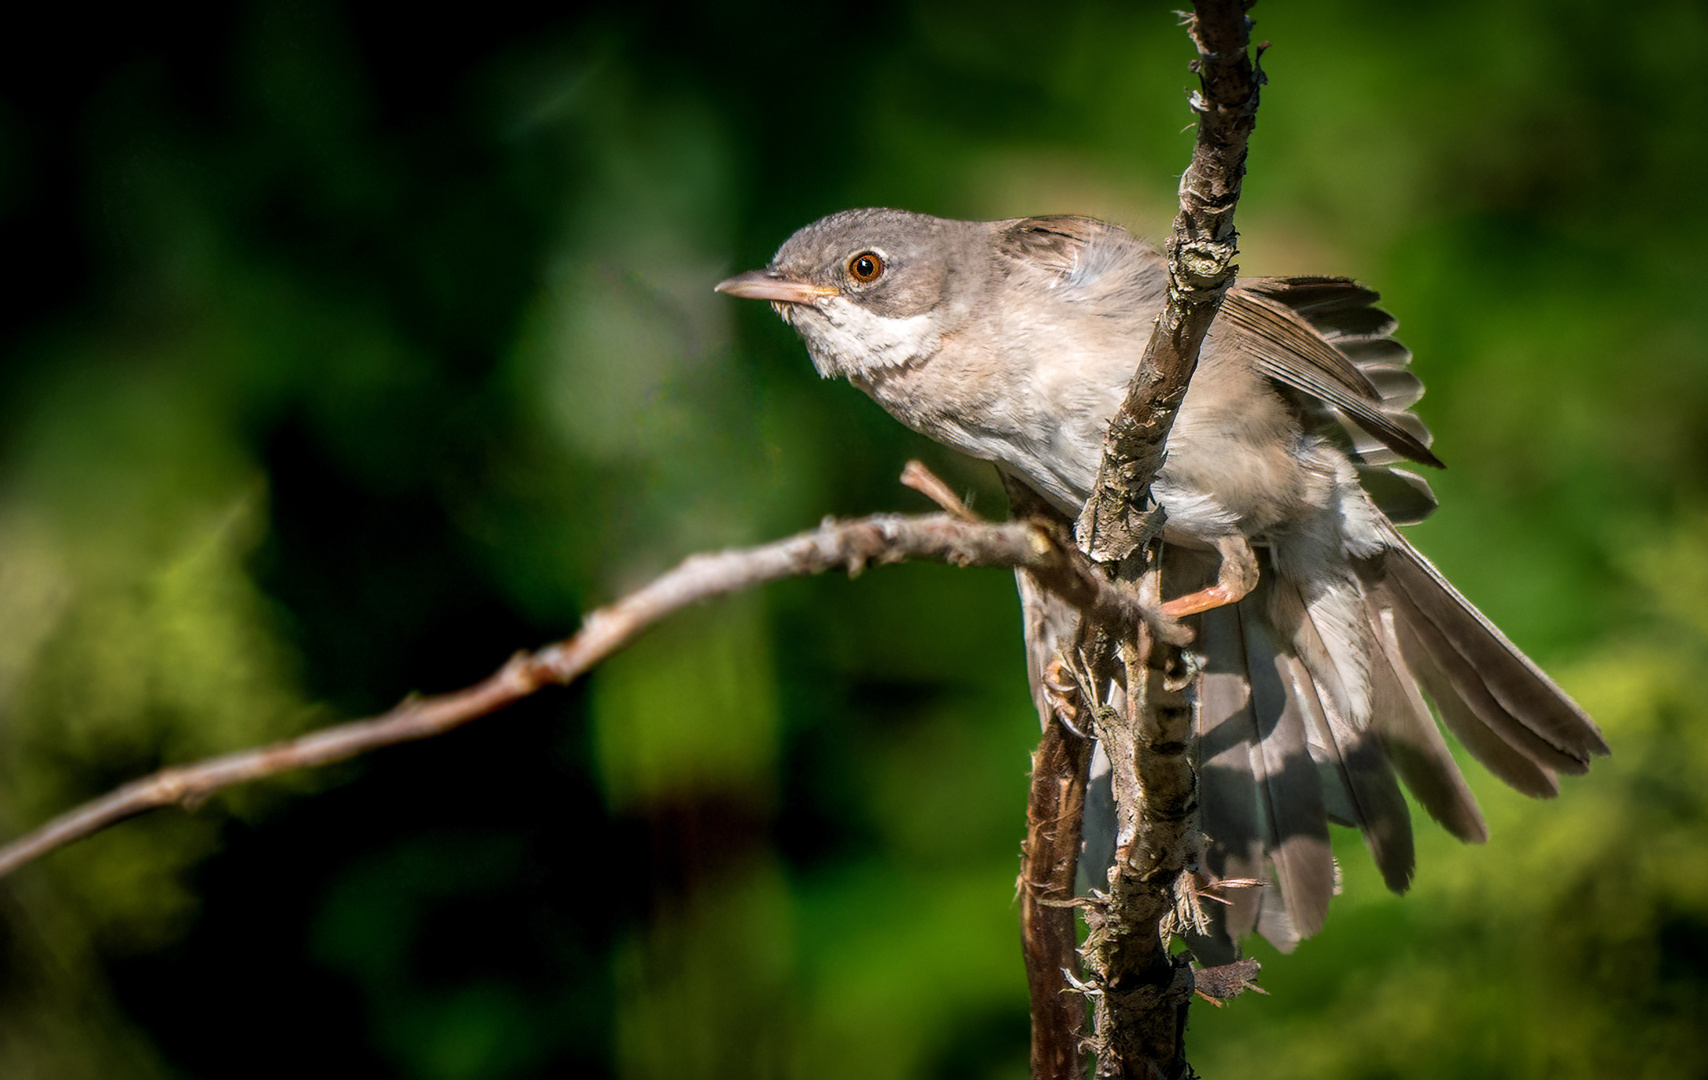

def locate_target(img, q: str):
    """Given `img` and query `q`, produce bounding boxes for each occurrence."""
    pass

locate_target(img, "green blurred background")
[2,1,1705,1077]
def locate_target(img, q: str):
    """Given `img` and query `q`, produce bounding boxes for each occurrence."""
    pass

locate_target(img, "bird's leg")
[1159,534,1259,617]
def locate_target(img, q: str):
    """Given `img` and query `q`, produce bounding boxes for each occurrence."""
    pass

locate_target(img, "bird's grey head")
[716,208,976,380]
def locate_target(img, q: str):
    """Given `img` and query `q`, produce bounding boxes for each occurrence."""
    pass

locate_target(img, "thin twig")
[900,459,981,522]
[0,488,1168,881]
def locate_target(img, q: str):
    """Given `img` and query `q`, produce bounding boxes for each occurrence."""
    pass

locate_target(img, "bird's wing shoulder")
[994,215,1106,275]
[994,216,1164,299]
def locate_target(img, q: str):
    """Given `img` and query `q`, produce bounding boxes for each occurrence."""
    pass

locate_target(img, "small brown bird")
[717,208,1607,959]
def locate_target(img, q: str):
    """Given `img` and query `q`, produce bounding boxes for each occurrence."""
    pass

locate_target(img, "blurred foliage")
[1,0,1705,1077]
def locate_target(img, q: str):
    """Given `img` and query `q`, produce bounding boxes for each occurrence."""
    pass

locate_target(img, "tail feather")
[1197,604,1267,961]
[1276,578,1415,894]
[1254,896,1303,960]
[1194,593,1334,955]
[1174,533,1601,959]
[1365,606,1489,843]
[1382,539,1608,767]
[1237,589,1335,944]
[1376,543,1605,804]
[1390,607,1562,797]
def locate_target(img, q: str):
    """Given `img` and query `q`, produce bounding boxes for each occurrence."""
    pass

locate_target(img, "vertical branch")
[1078,565,1201,1078]
[1020,714,1094,1080]
[1076,582,1199,1080]
[1011,474,1094,1080]
[1068,2,1263,1077]
[1075,0,1264,563]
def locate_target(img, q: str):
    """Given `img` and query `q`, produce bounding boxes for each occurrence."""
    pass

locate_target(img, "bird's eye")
[847,251,885,284]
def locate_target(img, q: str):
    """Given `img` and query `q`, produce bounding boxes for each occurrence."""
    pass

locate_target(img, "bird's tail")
[1187,535,1605,961]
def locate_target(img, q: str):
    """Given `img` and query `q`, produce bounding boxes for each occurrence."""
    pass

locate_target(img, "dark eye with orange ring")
[847,251,885,283]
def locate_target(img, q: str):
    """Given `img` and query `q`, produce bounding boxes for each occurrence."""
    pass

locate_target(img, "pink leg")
[1159,534,1260,617]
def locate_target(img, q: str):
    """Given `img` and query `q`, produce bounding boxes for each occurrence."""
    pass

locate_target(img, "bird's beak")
[715,269,839,304]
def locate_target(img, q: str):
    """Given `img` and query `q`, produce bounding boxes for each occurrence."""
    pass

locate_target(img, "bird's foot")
[1160,533,1259,616]
[1160,583,1244,617]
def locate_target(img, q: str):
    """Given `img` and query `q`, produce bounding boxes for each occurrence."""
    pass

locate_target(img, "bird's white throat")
[794,297,940,379]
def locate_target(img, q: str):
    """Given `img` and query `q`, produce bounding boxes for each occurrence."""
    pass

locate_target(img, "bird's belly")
[1153,411,1324,543]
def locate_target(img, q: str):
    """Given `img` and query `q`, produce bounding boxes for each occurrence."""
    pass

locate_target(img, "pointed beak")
[715,269,839,304]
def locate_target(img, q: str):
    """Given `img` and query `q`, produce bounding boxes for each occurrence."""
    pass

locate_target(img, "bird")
[715,207,1607,959]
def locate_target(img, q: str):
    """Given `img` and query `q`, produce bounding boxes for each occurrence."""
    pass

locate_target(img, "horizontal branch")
[0,492,1179,880]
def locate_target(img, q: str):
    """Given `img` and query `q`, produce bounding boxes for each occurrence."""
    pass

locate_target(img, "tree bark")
[1066,2,1264,1076]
